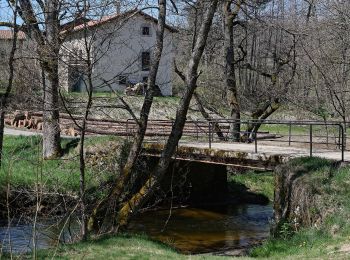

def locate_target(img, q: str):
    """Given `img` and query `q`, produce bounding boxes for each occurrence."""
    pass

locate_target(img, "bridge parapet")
[143,142,290,170]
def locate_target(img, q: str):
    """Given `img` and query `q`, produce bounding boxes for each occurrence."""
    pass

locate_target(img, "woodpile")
[61,126,78,137]
[125,83,146,96]
[125,82,163,97]
[7,110,43,130]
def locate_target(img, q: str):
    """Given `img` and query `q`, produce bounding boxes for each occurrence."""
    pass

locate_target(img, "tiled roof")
[65,9,177,34]
[0,30,26,40]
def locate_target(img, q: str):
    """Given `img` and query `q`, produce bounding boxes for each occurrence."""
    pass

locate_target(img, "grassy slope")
[229,159,350,259]
[229,171,274,201]
[251,158,350,259]
[64,93,190,121]
[37,234,250,260]
[0,135,121,196]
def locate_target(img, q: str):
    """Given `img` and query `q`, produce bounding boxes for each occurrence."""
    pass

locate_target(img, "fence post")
[288,122,292,146]
[254,130,258,153]
[341,124,345,162]
[310,124,313,157]
[126,119,129,141]
[208,122,212,149]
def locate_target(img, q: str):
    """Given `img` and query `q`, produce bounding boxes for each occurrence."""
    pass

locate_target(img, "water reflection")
[0,218,79,254]
[0,204,272,254]
[129,204,273,254]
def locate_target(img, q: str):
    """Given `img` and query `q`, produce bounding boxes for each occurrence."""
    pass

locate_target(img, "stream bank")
[0,135,275,257]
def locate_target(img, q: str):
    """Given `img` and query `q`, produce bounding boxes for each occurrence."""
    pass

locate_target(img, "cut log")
[37,122,43,131]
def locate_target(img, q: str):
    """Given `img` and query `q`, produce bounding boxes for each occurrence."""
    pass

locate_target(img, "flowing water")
[0,204,272,255]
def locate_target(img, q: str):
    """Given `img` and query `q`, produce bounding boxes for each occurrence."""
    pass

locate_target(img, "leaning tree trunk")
[116,0,219,229]
[193,92,225,140]
[246,99,281,140]
[88,2,167,232]
[223,0,242,142]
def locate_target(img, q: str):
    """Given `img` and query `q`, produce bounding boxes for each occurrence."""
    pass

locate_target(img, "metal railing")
[104,118,346,162]
[207,119,345,162]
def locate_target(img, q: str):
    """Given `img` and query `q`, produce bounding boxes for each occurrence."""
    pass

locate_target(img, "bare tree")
[88,0,169,232]
[223,0,243,141]
[0,0,66,158]
[116,0,219,229]
[0,1,18,167]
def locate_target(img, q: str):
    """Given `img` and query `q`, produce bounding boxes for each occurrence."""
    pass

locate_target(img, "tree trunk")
[42,0,61,159]
[223,0,242,142]
[0,6,19,166]
[245,99,280,140]
[116,0,219,229]
[42,70,61,158]
[88,1,167,232]
[193,92,225,140]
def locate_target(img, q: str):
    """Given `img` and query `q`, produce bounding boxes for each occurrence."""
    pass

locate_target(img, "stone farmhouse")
[0,30,42,94]
[60,10,176,96]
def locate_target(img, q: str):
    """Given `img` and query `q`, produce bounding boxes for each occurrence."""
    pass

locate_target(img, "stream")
[0,203,272,255]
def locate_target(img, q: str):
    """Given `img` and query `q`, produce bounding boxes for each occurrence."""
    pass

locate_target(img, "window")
[78,50,83,59]
[119,75,127,85]
[141,51,150,71]
[0,50,5,59]
[142,26,150,36]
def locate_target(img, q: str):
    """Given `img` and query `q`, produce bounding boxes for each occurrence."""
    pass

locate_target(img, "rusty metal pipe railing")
[206,119,345,162]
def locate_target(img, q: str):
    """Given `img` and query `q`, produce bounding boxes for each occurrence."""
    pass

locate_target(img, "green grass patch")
[37,234,183,260]
[229,171,274,201]
[0,135,123,196]
[35,233,247,260]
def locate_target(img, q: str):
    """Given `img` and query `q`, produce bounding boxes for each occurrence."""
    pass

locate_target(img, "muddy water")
[129,204,272,254]
[0,204,272,254]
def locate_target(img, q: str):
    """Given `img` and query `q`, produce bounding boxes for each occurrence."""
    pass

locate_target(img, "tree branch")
[174,60,186,82]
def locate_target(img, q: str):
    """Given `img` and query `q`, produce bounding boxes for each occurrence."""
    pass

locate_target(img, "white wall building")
[60,10,176,96]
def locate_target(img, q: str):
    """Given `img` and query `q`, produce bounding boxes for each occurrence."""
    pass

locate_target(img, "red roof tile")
[64,10,177,34]
[0,30,26,40]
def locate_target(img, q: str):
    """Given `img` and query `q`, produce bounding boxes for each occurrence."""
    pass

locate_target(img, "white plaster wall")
[60,14,174,96]
[59,31,91,91]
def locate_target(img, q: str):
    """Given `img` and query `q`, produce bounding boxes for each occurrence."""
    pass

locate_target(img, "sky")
[0,0,13,23]
[0,0,182,30]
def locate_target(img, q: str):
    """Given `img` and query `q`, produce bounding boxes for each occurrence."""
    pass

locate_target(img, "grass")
[38,234,186,260]
[229,171,274,201]
[34,233,253,260]
[0,135,122,196]
[250,158,350,259]
[227,158,350,259]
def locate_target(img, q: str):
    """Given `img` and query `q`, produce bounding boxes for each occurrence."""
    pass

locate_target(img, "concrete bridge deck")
[143,141,347,170]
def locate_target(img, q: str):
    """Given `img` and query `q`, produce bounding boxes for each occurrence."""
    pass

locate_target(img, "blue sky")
[0,0,180,29]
